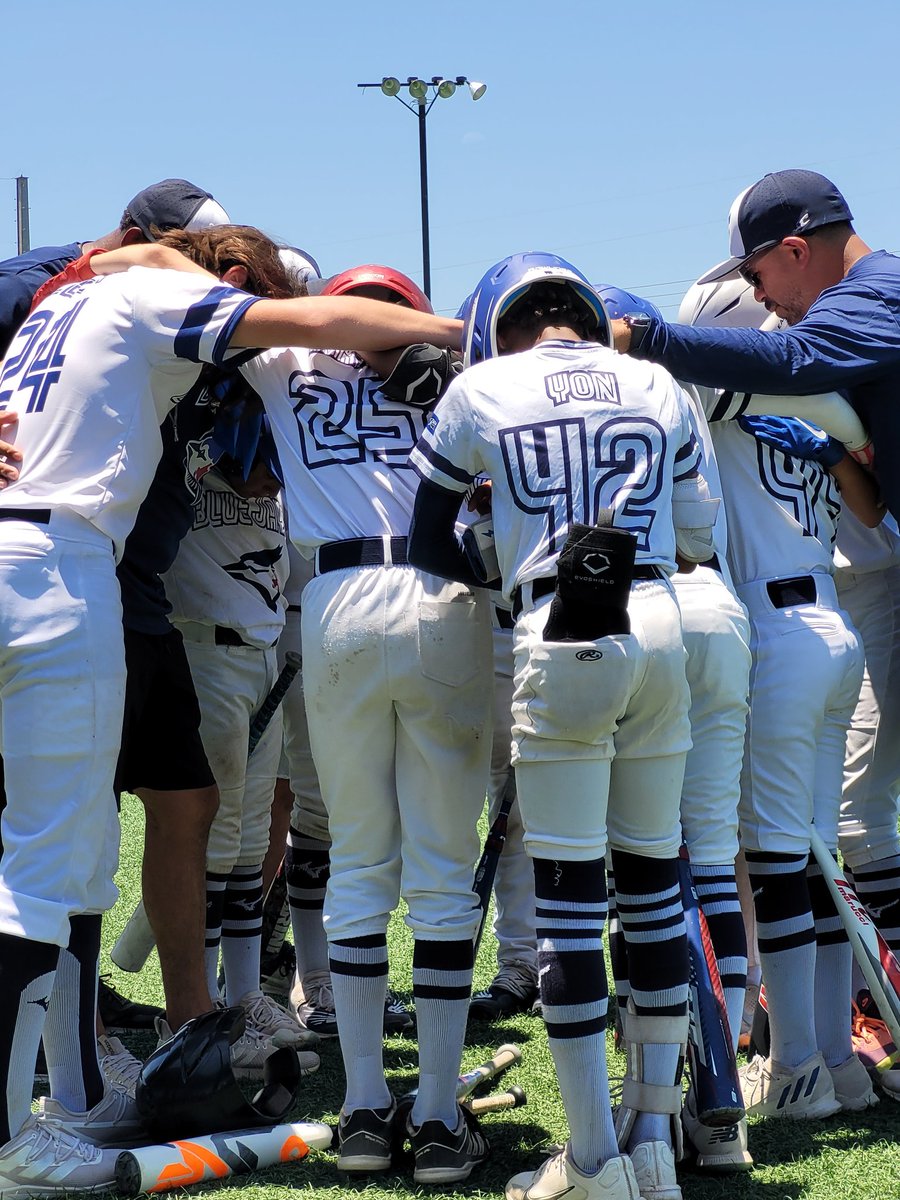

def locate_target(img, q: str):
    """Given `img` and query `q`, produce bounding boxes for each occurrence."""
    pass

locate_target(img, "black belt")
[316,537,408,574]
[493,606,515,631]
[512,565,665,618]
[215,626,252,648]
[0,508,51,524]
[766,575,817,609]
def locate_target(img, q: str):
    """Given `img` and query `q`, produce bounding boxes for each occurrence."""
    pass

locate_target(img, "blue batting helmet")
[593,284,663,324]
[463,252,610,368]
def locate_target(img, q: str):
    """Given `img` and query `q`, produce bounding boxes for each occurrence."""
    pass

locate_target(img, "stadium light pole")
[357,76,487,300]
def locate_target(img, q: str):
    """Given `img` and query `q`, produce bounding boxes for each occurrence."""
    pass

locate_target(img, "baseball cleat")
[238,988,319,1049]
[681,1089,752,1173]
[336,1100,398,1172]
[97,1034,142,1100]
[37,1088,145,1150]
[97,977,162,1033]
[470,962,539,1021]
[407,1104,489,1184]
[828,1052,879,1111]
[628,1141,681,1200]
[506,1146,640,1200]
[0,1116,120,1198]
[738,1052,841,1119]
[851,995,900,1100]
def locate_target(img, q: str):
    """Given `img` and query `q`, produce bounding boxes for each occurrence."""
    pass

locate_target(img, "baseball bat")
[473,774,517,954]
[401,1043,521,1104]
[677,850,745,1127]
[464,1085,527,1115]
[114,1121,333,1196]
[808,826,900,1064]
[112,652,303,973]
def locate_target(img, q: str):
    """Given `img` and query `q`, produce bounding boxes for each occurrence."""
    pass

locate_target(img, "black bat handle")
[247,651,302,758]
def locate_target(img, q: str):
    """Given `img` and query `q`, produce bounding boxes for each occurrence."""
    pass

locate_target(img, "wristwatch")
[622,312,652,351]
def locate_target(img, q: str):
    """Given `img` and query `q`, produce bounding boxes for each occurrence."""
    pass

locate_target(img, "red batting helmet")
[322,265,433,313]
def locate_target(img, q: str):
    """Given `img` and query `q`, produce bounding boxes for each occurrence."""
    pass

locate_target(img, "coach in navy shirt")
[612,170,900,519]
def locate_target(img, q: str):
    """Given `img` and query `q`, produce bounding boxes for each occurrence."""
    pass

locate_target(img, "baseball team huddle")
[0,166,899,1200]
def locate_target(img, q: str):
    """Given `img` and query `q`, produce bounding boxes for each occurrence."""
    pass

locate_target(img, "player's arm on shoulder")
[90,244,215,279]
[408,479,497,589]
[228,296,462,355]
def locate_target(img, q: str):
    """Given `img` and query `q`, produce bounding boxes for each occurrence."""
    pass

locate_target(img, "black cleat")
[408,1104,489,1184]
[97,977,163,1032]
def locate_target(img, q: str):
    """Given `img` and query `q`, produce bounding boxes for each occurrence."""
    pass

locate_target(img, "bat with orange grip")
[114,1122,333,1195]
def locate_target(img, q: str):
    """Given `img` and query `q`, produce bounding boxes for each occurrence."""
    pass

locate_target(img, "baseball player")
[832,511,900,1099]
[0,228,463,1195]
[409,252,717,1200]
[596,284,754,1172]
[159,411,320,1072]
[678,274,878,1118]
[238,264,493,1185]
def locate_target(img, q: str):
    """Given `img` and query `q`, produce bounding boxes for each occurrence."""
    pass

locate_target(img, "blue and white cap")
[697,169,853,285]
[126,178,230,240]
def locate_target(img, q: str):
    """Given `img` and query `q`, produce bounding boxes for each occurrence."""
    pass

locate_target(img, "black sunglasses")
[738,240,781,289]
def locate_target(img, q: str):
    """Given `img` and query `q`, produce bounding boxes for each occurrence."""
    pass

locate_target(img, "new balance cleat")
[337,1101,398,1172]
[681,1089,752,1173]
[97,1035,142,1100]
[506,1146,640,1200]
[407,1104,489,1184]
[0,1116,119,1198]
[628,1141,681,1200]
[38,1088,145,1150]
[738,1052,840,1119]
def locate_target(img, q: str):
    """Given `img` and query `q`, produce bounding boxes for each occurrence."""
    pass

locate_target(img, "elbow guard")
[673,477,720,563]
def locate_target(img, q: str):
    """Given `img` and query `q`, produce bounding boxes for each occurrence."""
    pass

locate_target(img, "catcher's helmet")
[322,264,433,313]
[136,1006,300,1141]
[678,276,776,331]
[593,284,663,325]
[463,252,609,368]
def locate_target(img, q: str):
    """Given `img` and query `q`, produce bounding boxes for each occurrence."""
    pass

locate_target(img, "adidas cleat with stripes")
[738,1052,841,1119]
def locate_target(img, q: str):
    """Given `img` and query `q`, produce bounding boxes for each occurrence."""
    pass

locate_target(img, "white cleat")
[628,1140,681,1200]
[829,1053,879,1111]
[739,1052,841,1119]
[681,1089,752,1173]
[238,988,320,1049]
[0,1115,119,1197]
[506,1145,640,1200]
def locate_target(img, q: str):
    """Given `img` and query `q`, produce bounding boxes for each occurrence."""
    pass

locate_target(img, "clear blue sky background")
[3,0,899,317]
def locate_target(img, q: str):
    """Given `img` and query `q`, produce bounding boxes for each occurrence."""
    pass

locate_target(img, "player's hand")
[467,481,492,515]
[611,318,632,353]
[0,411,22,487]
[738,414,846,468]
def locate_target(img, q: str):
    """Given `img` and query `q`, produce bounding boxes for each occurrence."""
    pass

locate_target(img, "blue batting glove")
[738,414,846,468]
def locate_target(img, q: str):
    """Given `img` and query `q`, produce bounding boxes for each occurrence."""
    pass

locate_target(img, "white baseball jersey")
[680,384,729,564]
[834,508,900,573]
[240,348,427,548]
[410,340,702,601]
[693,387,842,586]
[0,267,258,557]
[163,471,288,648]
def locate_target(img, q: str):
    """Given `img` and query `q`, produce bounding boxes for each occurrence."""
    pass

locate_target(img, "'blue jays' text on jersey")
[410,340,701,601]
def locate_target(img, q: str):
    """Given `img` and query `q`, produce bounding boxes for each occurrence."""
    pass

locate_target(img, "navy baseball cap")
[126,178,230,240]
[697,169,853,285]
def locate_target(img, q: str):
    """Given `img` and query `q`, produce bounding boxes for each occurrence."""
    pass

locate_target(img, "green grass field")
[97,795,899,1200]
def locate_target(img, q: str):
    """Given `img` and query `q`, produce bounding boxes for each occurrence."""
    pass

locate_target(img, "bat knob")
[507,1085,527,1107]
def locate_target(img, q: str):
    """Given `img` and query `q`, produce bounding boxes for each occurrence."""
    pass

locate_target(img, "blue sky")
[3,0,899,317]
